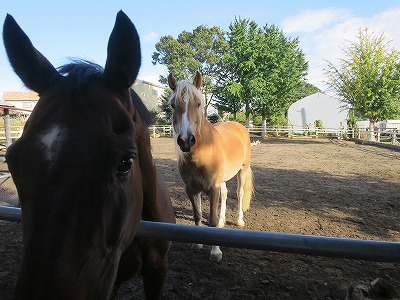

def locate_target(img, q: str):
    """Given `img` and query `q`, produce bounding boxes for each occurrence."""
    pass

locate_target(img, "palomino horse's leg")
[189,192,203,250]
[217,182,227,228]
[236,168,246,227]
[208,187,222,262]
[208,186,220,227]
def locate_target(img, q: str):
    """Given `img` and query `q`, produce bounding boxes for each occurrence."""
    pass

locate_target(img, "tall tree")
[222,19,308,132]
[253,24,308,133]
[325,28,400,141]
[152,25,228,111]
[223,18,264,126]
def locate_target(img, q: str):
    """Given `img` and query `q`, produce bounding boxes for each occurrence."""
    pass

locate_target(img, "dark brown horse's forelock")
[57,60,104,94]
[57,60,153,126]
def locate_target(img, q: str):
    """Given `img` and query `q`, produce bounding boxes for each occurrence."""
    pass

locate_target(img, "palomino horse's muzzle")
[177,133,195,152]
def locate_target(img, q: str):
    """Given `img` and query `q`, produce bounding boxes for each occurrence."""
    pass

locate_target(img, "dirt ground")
[0,137,399,299]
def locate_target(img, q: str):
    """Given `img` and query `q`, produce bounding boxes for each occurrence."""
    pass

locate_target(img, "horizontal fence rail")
[0,206,20,222]
[147,125,399,145]
[0,125,398,146]
[1,206,399,263]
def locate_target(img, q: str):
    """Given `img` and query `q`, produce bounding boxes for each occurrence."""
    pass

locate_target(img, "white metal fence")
[148,125,400,145]
[1,125,398,148]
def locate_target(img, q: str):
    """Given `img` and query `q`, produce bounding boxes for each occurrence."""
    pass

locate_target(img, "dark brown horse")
[3,11,175,299]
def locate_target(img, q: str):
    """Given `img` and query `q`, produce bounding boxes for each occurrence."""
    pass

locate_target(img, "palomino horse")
[168,72,253,261]
[3,11,175,299]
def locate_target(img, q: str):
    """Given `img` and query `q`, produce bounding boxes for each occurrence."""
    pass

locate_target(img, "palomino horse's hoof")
[191,243,203,250]
[209,246,222,262]
[209,252,222,262]
[237,219,245,227]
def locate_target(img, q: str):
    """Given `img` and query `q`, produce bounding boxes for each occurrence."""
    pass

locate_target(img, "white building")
[2,91,38,112]
[132,79,165,112]
[287,92,348,129]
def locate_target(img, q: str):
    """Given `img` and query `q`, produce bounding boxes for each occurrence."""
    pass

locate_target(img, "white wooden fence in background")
[0,125,398,147]
[147,125,399,145]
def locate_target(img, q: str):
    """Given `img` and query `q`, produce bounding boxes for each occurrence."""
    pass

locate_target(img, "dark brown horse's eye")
[117,158,133,176]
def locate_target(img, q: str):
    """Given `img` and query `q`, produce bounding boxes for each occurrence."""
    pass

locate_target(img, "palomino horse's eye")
[197,102,201,108]
[117,157,133,176]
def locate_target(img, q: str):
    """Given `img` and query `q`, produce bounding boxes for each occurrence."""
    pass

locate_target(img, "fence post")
[3,109,12,148]
[392,130,397,145]
[260,120,266,139]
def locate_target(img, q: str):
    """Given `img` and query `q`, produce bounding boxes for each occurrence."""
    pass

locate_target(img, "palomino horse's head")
[3,11,148,298]
[168,72,204,152]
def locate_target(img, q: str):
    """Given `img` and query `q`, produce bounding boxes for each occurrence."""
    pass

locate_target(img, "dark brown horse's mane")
[57,60,154,126]
[129,88,154,126]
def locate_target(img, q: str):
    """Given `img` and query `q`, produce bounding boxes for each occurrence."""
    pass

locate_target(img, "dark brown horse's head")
[3,11,148,299]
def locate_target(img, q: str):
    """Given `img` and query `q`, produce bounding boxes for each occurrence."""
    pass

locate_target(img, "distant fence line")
[0,125,398,146]
[148,125,400,145]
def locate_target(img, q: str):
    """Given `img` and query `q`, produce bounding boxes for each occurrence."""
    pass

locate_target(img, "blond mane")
[169,80,205,112]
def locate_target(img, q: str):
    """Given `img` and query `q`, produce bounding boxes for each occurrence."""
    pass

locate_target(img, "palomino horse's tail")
[242,167,253,211]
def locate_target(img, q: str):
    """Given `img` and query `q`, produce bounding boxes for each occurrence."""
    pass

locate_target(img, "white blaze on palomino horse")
[168,71,253,261]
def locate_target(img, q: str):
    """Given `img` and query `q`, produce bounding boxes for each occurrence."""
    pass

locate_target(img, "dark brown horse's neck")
[136,121,158,221]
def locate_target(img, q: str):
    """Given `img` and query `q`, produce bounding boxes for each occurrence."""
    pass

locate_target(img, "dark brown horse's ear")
[193,71,202,89]
[104,11,141,90]
[3,14,60,94]
[167,73,176,91]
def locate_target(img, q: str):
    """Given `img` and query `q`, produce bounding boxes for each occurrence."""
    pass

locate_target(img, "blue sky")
[1,1,400,95]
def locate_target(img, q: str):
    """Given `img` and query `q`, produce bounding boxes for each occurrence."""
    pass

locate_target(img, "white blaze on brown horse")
[3,11,175,299]
[168,71,253,261]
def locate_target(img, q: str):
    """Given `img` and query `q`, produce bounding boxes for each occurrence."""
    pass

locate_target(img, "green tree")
[213,80,243,120]
[152,25,229,111]
[222,19,308,135]
[223,18,264,126]
[253,24,308,135]
[292,80,321,100]
[325,28,400,141]
[159,88,173,123]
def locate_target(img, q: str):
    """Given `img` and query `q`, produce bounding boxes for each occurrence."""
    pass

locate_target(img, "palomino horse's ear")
[167,74,176,91]
[104,11,141,90]
[193,71,202,89]
[3,14,60,95]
